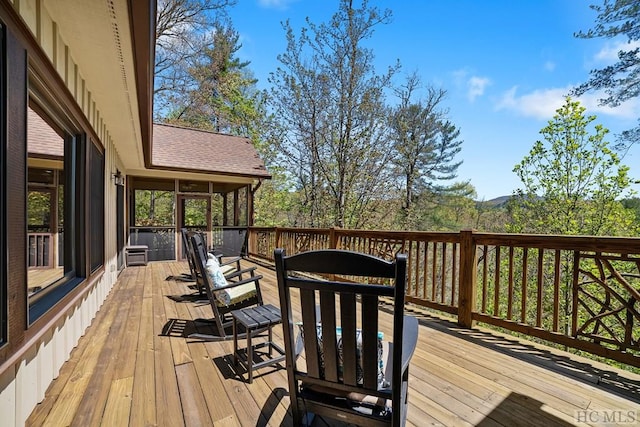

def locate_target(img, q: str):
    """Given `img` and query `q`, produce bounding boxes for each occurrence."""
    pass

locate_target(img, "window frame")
[27,84,86,323]
[0,21,7,344]
[88,139,104,273]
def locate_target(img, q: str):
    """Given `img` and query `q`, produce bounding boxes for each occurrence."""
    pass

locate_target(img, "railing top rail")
[473,232,640,253]
[279,227,332,234]
[247,226,277,232]
[130,226,176,230]
[333,228,461,242]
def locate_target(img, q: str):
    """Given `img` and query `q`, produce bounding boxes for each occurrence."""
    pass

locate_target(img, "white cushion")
[205,254,255,306]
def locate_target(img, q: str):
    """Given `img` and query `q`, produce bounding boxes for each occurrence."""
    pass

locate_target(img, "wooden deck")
[27,260,640,426]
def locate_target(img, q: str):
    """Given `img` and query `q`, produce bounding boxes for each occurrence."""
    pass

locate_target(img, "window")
[27,108,66,298]
[0,22,7,343]
[27,95,84,322]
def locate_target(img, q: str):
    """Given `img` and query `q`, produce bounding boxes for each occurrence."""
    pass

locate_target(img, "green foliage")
[253,167,303,227]
[510,97,638,236]
[268,0,398,228]
[574,0,640,147]
[389,73,464,225]
[183,198,208,227]
[622,196,640,218]
[154,0,236,116]
[506,97,639,367]
[134,190,175,227]
[161,20,266,138]
[27,191,52,230]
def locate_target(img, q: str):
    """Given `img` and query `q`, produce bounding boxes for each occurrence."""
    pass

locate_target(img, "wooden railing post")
[275,227,282,250]
[246,228,253,255]
[458,229,477,328]
[329,227,337,249]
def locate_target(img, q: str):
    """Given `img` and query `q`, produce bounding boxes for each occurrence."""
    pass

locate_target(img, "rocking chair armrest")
[207,250,241,266]
[225,267,258,280]
[213,274,263,292]
[401,315,419,373]
[219,256,242,267]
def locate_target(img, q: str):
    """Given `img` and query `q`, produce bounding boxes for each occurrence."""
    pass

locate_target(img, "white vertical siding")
[0,367,17,427]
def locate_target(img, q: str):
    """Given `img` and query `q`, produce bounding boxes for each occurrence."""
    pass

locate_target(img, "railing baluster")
[521,247,529,323]
[536,248,544,327]
[422,241,428,300]
[482,245,488,313]
[553,249,561,332]
[441,242,447,304]
[571,250,580,338]
[494,246,501,317]
[451,243,457,306]
[432,241,438,302]
[507,246,514,320]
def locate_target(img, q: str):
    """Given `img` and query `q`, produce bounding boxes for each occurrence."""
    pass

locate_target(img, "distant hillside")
[480,195,511,207]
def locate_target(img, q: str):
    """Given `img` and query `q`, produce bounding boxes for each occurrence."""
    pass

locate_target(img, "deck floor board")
[27,260,640,427]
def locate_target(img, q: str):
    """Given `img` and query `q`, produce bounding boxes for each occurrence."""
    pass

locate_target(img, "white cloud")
[451,68,491,101]
[467,76,491,102]
[495,86,566,119]
[594,39,640,63]
[495,86,639,121]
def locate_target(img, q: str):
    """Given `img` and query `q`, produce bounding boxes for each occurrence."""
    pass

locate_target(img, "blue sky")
[228,0,640,200]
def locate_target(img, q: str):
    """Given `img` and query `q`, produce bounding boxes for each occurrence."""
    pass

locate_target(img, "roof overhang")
[145,123,272,183]
[43,0,155,171]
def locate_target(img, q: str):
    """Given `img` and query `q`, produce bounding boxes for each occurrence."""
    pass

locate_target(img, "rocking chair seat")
[214,282,258,306]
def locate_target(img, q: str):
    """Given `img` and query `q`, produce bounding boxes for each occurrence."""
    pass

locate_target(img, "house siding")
[0,1,129,425]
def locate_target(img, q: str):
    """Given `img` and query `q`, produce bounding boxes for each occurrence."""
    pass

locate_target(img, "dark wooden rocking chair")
[180,228,242,295]
[274,248,419,427]
[188,232,264,341]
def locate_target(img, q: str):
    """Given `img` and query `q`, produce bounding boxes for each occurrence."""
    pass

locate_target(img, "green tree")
[510,97,637,236]
[509,97,638,343]
[622,196,640,218]
[162,21,266,139]
[404,182,477,232]
[154,0,236,117]
[573,0,640,147]
[269,0,399,228]
[389,74,464,219]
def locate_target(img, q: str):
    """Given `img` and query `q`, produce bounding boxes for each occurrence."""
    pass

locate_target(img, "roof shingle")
[152,123,271,179]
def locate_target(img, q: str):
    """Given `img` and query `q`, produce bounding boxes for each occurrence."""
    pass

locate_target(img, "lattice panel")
[368,238,405,260]
[294,233,311,253]
[256,232,272,257]
[337,236,404,261]
[574,253,640,352]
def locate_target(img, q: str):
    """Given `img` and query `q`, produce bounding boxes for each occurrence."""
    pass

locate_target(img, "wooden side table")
[231,304,286,383]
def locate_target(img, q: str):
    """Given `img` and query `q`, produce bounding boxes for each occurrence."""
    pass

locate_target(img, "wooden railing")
[247,227,640,368]
[27,232,54,268]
